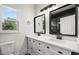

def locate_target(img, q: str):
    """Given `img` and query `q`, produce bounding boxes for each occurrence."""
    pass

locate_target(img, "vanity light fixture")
[40,4,56,12]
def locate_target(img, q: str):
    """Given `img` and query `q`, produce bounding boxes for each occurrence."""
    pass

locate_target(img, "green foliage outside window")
[2,19,16,30]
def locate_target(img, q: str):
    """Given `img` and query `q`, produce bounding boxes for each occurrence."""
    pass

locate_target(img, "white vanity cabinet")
[44,43,71,55]
[27,38,40,55]
[27,38,33,54]
[27,37,71,55]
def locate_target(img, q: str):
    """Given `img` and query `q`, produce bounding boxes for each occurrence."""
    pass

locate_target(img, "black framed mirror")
[34,14,46,34]
[49,4,78,37]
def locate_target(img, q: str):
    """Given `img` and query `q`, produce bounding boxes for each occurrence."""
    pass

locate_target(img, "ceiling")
[2,4,48,10]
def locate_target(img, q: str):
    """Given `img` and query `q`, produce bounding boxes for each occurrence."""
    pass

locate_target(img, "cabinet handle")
[58,51,63,54]
[47,46,50,49]
[71,52,79,55]
[33,41,35,42]
[39,49,41,51]
[39,43,40,45]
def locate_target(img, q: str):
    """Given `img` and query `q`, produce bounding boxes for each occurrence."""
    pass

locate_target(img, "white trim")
[0,30,19,34]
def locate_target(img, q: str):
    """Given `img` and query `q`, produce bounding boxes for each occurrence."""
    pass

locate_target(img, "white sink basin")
[49,39,66,43]
[38,36,51,40]
[38,36,67,43]
[49,39,78,48]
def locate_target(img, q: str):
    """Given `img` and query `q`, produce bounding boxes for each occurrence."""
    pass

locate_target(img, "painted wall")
[17,5,35,35]
[0,4,35,54]
[16,5,35,54]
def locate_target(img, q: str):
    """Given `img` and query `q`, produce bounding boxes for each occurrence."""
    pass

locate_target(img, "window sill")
[0,30,19,34]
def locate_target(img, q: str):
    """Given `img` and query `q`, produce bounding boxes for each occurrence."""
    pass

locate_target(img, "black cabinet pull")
[58,51,63,54]
[31,48,32,49]
[71,52,79,55]
[47,46,50,49]
[39,43,40,45]
[39,49,41,51]
[33,41,35,42]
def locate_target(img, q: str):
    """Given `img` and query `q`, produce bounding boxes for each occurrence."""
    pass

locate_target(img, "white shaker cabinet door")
[27,38,33,54]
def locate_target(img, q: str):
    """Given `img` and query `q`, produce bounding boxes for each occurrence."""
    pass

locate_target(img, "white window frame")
[0,5,19,33]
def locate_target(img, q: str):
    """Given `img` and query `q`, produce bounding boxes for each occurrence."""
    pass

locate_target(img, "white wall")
[16,5,35,54]
[0,4,35,54]
[17,5,35,35]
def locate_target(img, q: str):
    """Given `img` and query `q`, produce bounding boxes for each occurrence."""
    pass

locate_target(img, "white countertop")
[26,35,79,53]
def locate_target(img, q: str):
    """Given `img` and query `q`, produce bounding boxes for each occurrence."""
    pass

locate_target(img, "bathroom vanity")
[26,4,79,55]
[26,35,79,55]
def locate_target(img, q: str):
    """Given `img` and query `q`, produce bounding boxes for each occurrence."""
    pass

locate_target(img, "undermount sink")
[38,36,66,43]
[49,39,67,43]
[49,39,78,47]
[38,36,78,46]
[38,36,51,40]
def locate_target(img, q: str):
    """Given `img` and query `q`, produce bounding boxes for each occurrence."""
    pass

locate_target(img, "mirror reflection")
[34,14,46,34]
[50,5,77,36]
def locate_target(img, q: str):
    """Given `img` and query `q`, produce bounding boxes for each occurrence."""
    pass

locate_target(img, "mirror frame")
[49,4,78,37]
[34,14,46,34]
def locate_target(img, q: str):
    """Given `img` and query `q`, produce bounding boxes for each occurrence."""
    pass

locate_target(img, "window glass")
[0,5,17,31]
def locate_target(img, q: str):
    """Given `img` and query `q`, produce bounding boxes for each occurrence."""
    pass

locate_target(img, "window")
[0,5,18,32]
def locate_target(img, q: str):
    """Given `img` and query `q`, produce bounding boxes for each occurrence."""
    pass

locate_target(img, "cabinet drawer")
[32,50,40,55]
[33,46,46,55]
[37,42,58,55]
[31,47,40,55]
[45,43,71,55]
[54,47,71,55]
[28,38,33,44]
[46,49,59,55]
[32,40,43,48]
[28,38,71,55]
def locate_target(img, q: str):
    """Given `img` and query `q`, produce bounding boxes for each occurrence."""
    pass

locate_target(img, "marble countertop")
[26,35,79,53]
